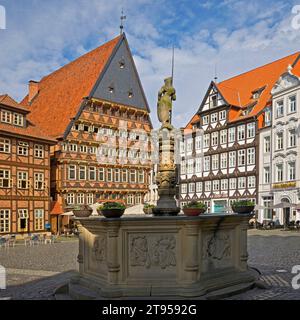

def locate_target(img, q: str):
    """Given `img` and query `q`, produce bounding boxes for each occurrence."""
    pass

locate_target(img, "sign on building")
[0,265,6,290]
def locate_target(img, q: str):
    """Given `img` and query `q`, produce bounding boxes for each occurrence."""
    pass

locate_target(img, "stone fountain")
[59,77,259,300]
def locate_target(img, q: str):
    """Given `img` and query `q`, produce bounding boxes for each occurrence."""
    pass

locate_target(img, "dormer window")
[1,110,11,124]
[252,86,265,100]
[119,59,125,69]
[13,113,24,127]
[210,94,218,108]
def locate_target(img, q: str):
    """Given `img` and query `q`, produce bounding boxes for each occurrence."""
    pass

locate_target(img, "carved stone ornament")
[203,232,231,261]
[93,236,107,262]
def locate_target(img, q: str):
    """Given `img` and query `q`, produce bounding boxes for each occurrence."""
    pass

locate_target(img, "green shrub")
[73,205,92,211]
[183,201,207,210]
[98,202,126,210]
[144,203,155,209]
[232,200,255,207]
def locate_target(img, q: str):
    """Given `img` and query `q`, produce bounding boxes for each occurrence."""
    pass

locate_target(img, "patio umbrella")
[61,211,74,216]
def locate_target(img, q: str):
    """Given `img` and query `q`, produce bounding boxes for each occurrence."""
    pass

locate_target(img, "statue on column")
[157,77,176,130]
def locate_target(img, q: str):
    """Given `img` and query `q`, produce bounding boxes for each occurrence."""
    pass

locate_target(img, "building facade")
[0,95,55,236]
[258,64,300,224]
[180,52,300,214]
[21,34,153,210]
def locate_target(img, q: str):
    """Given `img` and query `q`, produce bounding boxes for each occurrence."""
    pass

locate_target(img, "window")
[187,159,194,174]
[247,148,255,165]
[264,167,270,184]
[196,182,202,192]
[34,209,44,231]
[122,169,128,183]
[1,110,11,123]
[180,141,185,153]
[221,179,228,190]
[276,132,283,150]
[189,183,195,193]
[248,176,256,188]
[186,139,193,152]
[79,166,86,180]
[229,151,236,168]
[69,144,78,152]
[80,145,88,153]
[220,153,227,169]
[288,129,296,148]
[99,168,105,181]
[213,180,219,191]
[265,108,271,126]
[212,154,219,170]
[181,160,186,174]
[18,209,28,230]
[0,138,10,153]
[34,172,44,190]
[77,193,85,205]
[228,127,236,143]
[0,169,11,188]
[276,100,284,118]
[89,167,96,181]
[34,144,44,158]
[237,125,245,141]
[205,181,211,192]
[67,193,75,205]
[247,123,255,139]
[276,164,283,182]
[203,134,210,148]
[288,95,296,113]
[13,113,24,126]
[204,156,210,171]
[18,141,29,156]
[195,158,201,173]
[229,178,237,190]
[127,194,134,205]
[138,170,144,183]
[107,168,113,182]
[181,184,187,194]
[87,193,94,205]
[288,162,296,181]
[68,165,76,180]
[211,113,217,123]
[195,136,201,150]
[114,169,120,182]
[0,209,10,233]
[203,115,209,125]
[18,171,29,189]
[238,149,245,166]
[238,177,246,188]
[211,94,218,108]
[220,130,227,145]
[219,110,226,120]
[212,132,218,146]
[264,136,271,153]
[130,170,136,183]
[263,197,273,220]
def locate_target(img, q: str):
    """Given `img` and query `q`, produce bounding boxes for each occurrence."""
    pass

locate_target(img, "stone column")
[183,223,199,283]
[107,221,120,284]
[239,219,248,271]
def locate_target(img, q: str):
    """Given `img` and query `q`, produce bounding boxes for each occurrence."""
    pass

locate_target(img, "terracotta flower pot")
[101,209,125,218]
[183,208,206,216]
[232,205,255,214]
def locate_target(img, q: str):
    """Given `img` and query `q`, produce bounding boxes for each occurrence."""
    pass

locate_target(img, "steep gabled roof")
[22,35,123,138]
[197,51,300,123]
[0,94,29,113]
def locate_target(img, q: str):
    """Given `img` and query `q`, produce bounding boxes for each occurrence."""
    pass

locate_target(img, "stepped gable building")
[258,59,300,225]
[21,34,153,209]
[180,52,300,214]
[0,94,56,235]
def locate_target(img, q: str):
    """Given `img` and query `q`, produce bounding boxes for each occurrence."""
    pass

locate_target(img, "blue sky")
[0,0,300,128]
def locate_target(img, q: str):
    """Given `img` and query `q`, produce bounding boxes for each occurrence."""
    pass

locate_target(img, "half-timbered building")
[21,34,153,211]
[180,52,300,214]
[0,94,55,236]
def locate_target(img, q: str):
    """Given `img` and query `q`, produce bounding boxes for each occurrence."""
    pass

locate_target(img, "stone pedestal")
[68,214,258,299]
[153,128,180,216]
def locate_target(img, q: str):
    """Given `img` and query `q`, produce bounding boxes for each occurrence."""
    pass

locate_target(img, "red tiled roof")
[22,35,122,138]
[50,201,64,215]
[0,94,29,113]
[216,52,300,122]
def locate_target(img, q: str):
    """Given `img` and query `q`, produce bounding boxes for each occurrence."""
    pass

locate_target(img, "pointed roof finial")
[120,8,126,35]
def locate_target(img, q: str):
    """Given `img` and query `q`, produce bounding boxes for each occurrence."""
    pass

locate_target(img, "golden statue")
[157,77,176,129]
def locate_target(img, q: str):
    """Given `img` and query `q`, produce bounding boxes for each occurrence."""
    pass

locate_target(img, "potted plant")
[72,205,93,218]
[143,204,155,215]
[98,201,126,218]
[183,201,207,216]
[231,200,255,214]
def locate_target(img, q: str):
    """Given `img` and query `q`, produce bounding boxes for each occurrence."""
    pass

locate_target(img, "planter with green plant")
[72,205,93,218]
[183,201,207,216]
[231,200,255,214]
[143,204,155,215]
[97,202,126,218]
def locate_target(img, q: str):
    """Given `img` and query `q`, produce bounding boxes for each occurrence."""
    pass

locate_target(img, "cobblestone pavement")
[0,231,300,300]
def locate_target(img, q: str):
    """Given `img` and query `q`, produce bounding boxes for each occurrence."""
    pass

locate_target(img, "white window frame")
[0,209,10,233]
[34,144,44,158]
[68,165,76,180]
[34,172,44,190]
[0,169,11,188]
[0,138,11,153]
[34,209,44,231]
[18,141,29,156]
[18,171,29,189]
